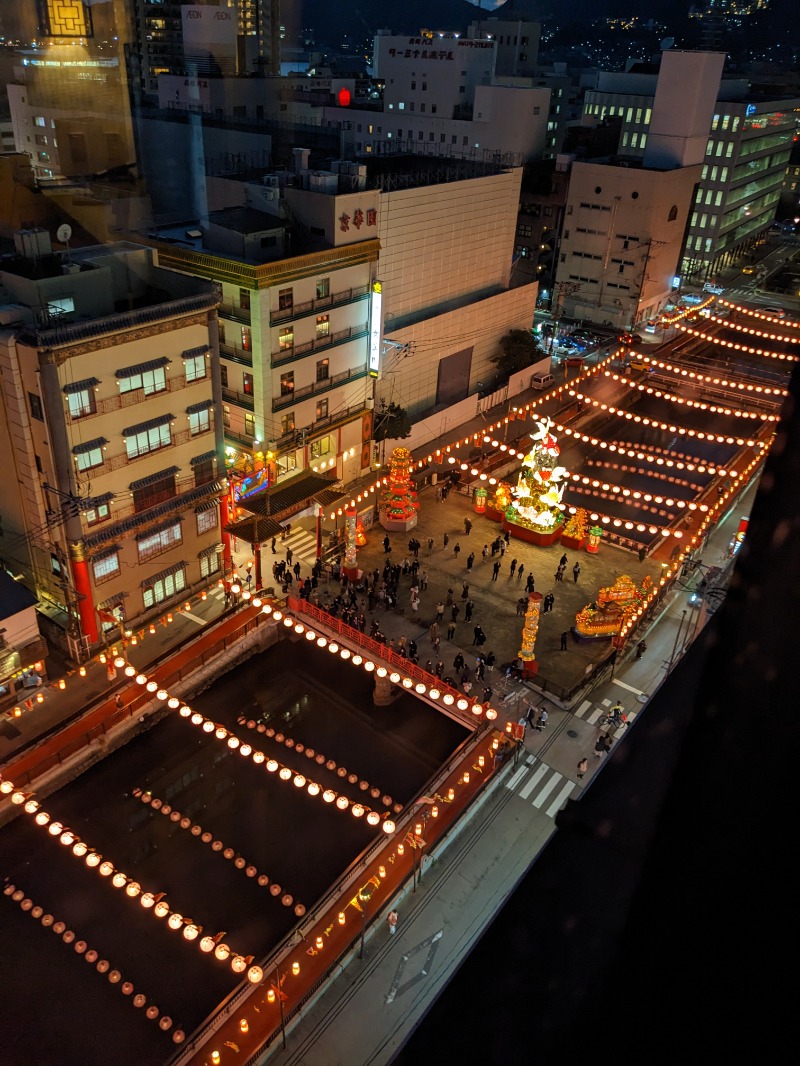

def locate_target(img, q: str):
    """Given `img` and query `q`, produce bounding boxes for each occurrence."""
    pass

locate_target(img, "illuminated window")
[41,1,91,38]
[279,327,293,350]
[316,314,330,339]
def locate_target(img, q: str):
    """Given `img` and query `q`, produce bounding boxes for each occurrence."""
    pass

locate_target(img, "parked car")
[703,281,725,294]
[565,353,587,367]
[763,306,786,318]
[742,265,756,275]
[618,332,635,345]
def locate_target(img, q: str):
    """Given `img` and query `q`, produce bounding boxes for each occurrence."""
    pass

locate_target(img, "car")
[629,358,650,372]
[565,353,587,367]
[644,320,658,334]
[618,332,635,345]
[763,306,786,318]
[742,265,756,275]
[703,282,725,294]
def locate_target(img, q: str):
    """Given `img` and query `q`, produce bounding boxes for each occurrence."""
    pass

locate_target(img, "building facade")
[0,242,223,657]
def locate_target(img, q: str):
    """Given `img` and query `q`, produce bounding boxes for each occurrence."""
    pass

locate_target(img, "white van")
[531,372,554,390]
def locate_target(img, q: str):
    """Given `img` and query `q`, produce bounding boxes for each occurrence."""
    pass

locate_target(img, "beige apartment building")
[0,240,223,658]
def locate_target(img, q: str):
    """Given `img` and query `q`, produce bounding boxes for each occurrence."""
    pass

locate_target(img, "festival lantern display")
[586,524,603,554]
[342,507,362,581]
[506,418,568,545]
[517,591,544,678]
[473,486,487,514]
[560,507,589,549]
[354,519,367,547]
[378,447,420,532]
[574,574,653,640]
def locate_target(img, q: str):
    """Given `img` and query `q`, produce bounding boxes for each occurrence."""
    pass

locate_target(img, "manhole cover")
[566,729,578,738]
[637,693,649,704]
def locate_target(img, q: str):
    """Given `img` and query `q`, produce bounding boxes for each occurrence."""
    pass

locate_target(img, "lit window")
[93,550,120,584]
[316,314,330,339]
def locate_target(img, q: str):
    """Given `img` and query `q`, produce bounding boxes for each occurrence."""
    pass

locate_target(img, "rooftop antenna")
[56,223,72,263]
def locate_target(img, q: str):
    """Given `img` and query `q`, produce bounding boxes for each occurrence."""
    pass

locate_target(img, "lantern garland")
[700,312,800,344]
[130,788,305,916]
[235,717,399,813]
[674,320,796,361]
[2,881,184,1040]
[597,372,781,421]
[717,297,800,330]
[615,355,787,397]
[0,775,262,983]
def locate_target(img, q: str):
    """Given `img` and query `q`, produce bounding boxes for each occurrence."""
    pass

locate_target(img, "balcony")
[272,365,369,412]
[67,374,208,422]
[219,342,253,367]
[271,324,368,368]
[270,285,370,326]
[222,386,255,411]
[219,301,251,325]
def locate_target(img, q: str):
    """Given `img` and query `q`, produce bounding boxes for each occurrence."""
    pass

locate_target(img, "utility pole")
[548,281,581,355]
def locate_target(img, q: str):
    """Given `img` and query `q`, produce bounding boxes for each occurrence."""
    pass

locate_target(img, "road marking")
[182,611,207,625]
[505,757,533,790]
[386,929,443,1005]
[532,772,562,809]
[574,699,591,719]
[586,707,604,725]
[519,764,548,799]
[546,780,576,818]
[613,678,645,696]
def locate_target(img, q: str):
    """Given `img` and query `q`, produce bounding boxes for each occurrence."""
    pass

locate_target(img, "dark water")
[0,637,467,1066]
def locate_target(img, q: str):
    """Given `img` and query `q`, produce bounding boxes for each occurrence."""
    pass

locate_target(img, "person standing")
[492,560,501,582]
[561,630,568,650]
[429,621,439,642]
[559,553,568,569]
[447,620,456,640]
[271,537,277,554]
[509,558,518,578]
[436,601,444,622]
[526,574,535,594]
[451,603,460,622]
[573,562,581,583]
[482,544,489,563]
[388,910,398,935]
[420,570,429,591]
[465,599,474,622]
[443,532,449,550]
[577,758,588,779]
[466,552,475,572]
[464,518,472,535]
[486,651,496,673]
[453,542,461,560]
[427,537,434,555]
[517,564,525,582]
[462,581,470,600]
[383,534,391,554]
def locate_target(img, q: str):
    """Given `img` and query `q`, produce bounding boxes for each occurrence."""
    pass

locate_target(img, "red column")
[70,554,99,645]
[252,543,262,590]
[220,494,233,574]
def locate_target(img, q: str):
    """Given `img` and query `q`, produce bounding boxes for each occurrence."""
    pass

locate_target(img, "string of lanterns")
[0,775,263,985]
[659,296,715,325]
[235,717,402,815]
[674,320,796,361]
[565,389,764,448]
[2,880,185,1041]
[622,355,787,397]
[598,371,780,421]
[700,312,800,344]
[130,787,305,916]
[717,297,800,329]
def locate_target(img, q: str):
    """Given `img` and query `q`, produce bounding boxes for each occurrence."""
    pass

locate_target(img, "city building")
[152,155,380,487]
[0,569,48,715]
[556,51,725,327]
[0,239,223,658]
[580,57,800,278]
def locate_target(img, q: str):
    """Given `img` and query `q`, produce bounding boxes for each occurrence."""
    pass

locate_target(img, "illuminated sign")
[337,87,352,107]
[746,104,757,116]
[672,275,681,289]
[39,0,92,38]
[369,281,383,378]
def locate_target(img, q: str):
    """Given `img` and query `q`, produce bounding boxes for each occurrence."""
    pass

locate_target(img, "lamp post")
[412,815,429,893]
[272,962,287,1050]
[358,885,373,960]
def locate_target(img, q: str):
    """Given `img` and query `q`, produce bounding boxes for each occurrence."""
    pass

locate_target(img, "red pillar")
[220,494,233,574]
[252,543,262,591]
[70,552,98,644]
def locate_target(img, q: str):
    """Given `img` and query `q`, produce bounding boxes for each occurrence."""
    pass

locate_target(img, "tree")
[491,330,544,378]
[374,400,412,441]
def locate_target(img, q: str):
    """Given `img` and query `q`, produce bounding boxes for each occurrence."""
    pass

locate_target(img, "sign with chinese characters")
[386,38,494,60]
[339,207,378,234]
[369,282,383,378]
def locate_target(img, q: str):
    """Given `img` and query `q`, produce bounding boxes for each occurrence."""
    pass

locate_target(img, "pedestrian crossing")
[266,527,319,571]
[504,754,576,818]
[572,696,637,732]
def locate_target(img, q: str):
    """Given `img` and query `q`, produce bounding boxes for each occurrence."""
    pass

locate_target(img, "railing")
[272,365,369,412]
[269,285,370,326]
[271,324,369,368]
[67,374,207,421]
[219,342,252,366]
[219,301,251,325]
[221,387,255,411]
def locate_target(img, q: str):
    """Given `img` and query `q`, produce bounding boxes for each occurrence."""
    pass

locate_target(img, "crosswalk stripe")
[586,707,604,725]
[574,699,592,719]
[519,764,548,799]
[532,772,562,809]
[545,780,576,818]
[505,756,534,791]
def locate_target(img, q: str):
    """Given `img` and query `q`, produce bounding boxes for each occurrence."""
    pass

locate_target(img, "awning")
[243,472,339,519]
[198,543,223,559]
[142,560,186,587]
[122,413,174,438]
[97,590,128,610]
[183,345,210,360]
[195,498,219,514]
[82,492,114,509]
[190,450,217,466]
[63,377,100,395]
[129,466,180,492]
[72,437,107,455]
[186,399,213,415]
[116,357,170,379]
[83,481,225,550]
[135,516,183,541]
[225,514,284,543]
[90,544,121,561]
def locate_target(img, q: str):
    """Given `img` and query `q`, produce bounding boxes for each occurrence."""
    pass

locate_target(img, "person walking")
[286,547,294,566]
[492,560,501,582]
[577,757,588,779]
[482,544,489,563]
[465,599,474,622]
[388,910,399,935]
[443,532,450,550]
[453,542,461,560]
[559,553,568,569]
[435,660,444,678]
[271,537,277,554]
[466,552,475,572]
[451,603,460,622]
[429,621,439,642]
[114,693,124,710]
[486,651,496,673]
[464,518,472,535]
[420,570,429,591]
[383,534,391,554]
[594,734,609,758]
[435,601,444,622]
[534,708,548,731]
[427,537,434,555]
[526,574,535,594]
[561,630,569,650]
[509,558,518,578]
[461,581,470,600]
[432,635,441,654]
[447,620,456,640]
[454,652,465,673]
[572,562,581,583]
[517,564,525,582]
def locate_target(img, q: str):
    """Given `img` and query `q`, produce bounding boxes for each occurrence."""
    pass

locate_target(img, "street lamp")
[357,884,374,960]
[412,816,429,893]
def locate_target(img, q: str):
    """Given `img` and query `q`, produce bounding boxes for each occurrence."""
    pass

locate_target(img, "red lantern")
[337,86,351,107]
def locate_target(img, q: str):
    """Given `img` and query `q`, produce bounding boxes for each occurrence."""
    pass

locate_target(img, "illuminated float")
[574,575,653,640]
